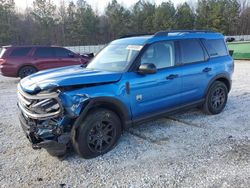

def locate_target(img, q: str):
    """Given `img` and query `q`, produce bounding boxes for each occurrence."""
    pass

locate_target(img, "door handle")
[203,67,212,72]
[166,74,179,80]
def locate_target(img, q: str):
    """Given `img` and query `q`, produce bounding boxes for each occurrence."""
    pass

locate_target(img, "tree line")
[0,0,249,46]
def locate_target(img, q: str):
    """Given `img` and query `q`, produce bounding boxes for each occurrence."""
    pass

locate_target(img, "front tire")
[18,66,37,79]
[203,81,228,115]
[73,108,122,159]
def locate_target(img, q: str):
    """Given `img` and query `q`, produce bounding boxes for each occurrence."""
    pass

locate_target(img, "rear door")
[177,39,215,104]
[127,41,183,119]
[32,47,58,70]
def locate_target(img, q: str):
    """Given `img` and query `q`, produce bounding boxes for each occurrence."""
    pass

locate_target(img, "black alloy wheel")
[203,81,228,114]
[73,108,121,159]
[210,87,226,110]
[88,120,116,153]
[18,66,37,78]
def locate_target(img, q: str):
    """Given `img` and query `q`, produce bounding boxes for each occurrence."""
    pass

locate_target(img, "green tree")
[13,8,36,45]
[0,0,247,46]
[196,0,240,34]
[130,1,156,33]
[64,1,79,45]
[153,1,175,31]
[32,0,58,44]
[238,6,250,34]
[58,0,67,45]
[105,0,131,39]
[221,0,240,34]
[97,15,110,44]
[0,0,16,45]
[75,0,99,45]
[175,3,195,29]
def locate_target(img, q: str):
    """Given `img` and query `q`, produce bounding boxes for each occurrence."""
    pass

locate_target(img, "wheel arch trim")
[73,96,131,130]
[204,73,232,97]
[17,64,38,77]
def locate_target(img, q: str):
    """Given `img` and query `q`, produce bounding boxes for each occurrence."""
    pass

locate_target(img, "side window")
[9,48,31,57]
[34,47,54,58]
[54,47,72,58]
[179,39,205,64]
[204,39,228,57]
[140,41,175,69]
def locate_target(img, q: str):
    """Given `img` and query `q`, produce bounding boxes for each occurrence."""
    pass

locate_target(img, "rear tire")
[203,81,228,115]
[18,66,37,79]
[73,108,122,159]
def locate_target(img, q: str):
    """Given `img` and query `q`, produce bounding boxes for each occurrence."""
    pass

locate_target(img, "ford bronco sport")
[17,30,234,159]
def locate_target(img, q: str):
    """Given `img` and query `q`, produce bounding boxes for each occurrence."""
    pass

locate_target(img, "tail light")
[0,58,5,65]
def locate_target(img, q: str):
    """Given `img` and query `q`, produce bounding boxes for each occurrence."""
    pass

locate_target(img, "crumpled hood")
[20,65,122,93]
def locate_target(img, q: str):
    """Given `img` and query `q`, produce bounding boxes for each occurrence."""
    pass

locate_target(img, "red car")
[0,46,91,78]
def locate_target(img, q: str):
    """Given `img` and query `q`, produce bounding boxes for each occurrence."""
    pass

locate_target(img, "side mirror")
[138,63,157,74]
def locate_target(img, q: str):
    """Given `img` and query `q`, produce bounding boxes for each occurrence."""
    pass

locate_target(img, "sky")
[14,0,195,13]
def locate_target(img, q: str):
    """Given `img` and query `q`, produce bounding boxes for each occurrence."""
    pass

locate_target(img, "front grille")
[17,84,62,120]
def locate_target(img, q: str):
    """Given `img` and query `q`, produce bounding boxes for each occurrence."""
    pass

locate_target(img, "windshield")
[87,44,142,72]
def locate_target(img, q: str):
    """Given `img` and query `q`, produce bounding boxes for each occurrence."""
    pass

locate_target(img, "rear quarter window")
[9,47,31,57]
[204,39,228,57]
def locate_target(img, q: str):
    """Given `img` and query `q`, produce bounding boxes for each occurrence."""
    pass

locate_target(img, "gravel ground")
[0,61,250,188]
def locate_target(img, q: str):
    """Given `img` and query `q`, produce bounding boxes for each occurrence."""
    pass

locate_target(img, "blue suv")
[17,30,234,158]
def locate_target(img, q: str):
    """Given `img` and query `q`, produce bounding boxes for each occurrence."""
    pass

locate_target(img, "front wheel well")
[86,101,129,131]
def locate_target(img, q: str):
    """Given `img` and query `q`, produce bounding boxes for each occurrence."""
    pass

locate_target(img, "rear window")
[179,39,205,64]
[34,47,54,57]
[204,39,228,57]
[9,47,31,57]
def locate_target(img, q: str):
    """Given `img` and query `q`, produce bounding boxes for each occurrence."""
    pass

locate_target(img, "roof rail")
[154,30,215,37]
[119,33,153,39]
[2,45,12,48]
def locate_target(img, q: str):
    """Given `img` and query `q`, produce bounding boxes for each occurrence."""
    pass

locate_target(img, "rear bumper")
[0,64,17,77]
[18,112,68,156]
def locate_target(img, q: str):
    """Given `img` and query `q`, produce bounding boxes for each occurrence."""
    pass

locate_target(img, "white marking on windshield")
[126,45,143,51]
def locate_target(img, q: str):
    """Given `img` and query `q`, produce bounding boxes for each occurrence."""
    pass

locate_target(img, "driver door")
[54,47,81,67]
[126,41,183,119]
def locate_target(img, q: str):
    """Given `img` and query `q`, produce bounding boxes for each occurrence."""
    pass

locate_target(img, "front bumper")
[18,111,69,156]
[16,83,89,156]
[19,111,38,144]
[17,84,71,156]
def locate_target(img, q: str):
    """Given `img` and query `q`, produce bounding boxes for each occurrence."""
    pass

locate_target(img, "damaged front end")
[17,84,89,156]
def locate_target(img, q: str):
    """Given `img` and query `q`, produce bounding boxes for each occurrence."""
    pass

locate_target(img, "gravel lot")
[0,61,250,188]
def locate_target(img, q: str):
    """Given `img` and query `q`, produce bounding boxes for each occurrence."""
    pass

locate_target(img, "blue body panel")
[124,68,182,118]
[20,65,122,92]
[19,31,234,123]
